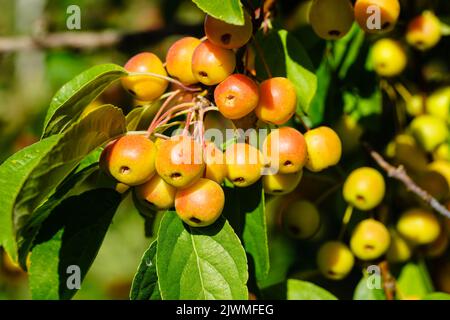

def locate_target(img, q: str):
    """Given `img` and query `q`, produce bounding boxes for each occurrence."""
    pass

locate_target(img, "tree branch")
[364,143,450,219]
[0,24,202,53]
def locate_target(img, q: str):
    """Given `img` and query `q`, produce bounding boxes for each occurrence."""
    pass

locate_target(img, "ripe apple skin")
[175,178,225,227]
[135,174,177,210]
[406,11,442,51]
[263,171,303,195]
[225,143,263,187]
[204,142,227,184]
[255,77,297,125]
[166,37,201,85]
[191,40,236,86]
[397,208,441,245]
[204,12,253,49]
[304,126,342,172]
[317,241,355,280]
[214,74,259,120]
[121,52,168,101]
[410,115,449,152]
[100,135,157,186]
[371,38,407,77]
[350,219,391,261]
[263,127,308,174]
[155,136,205,189]
[309,0,354,40]
[355,0,400,33]
[343,167,386,211]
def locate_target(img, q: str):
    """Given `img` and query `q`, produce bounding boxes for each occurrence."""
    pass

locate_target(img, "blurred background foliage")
[0,0,449,300]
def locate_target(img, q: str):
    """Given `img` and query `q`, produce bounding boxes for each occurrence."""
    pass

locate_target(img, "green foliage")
[29,189,121,299]
[42,64,126,138]
[256,29,317,116]
[287,279,337,300]
[0,105,125,261]
[156,211,248,300]
[397,261,434,299]
[224,182,270,286]
[192,0,244,25]
[130,241,161,300]
[353,275,386,300]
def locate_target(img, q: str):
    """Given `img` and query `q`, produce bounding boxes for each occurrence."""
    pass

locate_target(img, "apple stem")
[147,90,181,135]
[338,204,354,240]
[127,72,201,92]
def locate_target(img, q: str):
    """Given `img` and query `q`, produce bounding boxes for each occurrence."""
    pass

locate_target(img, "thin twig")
[0,24,202,52]
[364,143,450,219]
[379,261,396,300]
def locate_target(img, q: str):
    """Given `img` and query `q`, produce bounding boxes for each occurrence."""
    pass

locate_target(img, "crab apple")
[191,40,236,85]
[121,52,168,101]
[214,74,259,120]
[225,143,263,187]
[135,175,176,210]
[165,37,201,85]
[282,199,320,239]
[406,12,442,51]
[385,134,428,173]
[386,229,412,264]
[354,0,400,33]
[100,135,156,186]
[416,170,449,201]
[426,87,450,121]
[350,219,391,261]
[317,241,355,280]
[428,161,450,190]
[255,77,297,125]
[397,208,441,245]
[371,39,407,77]
[263,170,303,195]
[204,12,253,49]
[263,127,308,174]
[304,126,342,172]
[309,0,354,40]
[410,115,448,152]
[406,94,425,117]
[433,143,450,162]
[204,142,227,184]
[155,136,205,189]
[343,167,385,211]
[175,178,225,227]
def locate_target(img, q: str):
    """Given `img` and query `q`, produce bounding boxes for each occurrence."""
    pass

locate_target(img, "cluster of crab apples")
[99,11,344,228]
[309,0,444,78]
[98,2,449,283]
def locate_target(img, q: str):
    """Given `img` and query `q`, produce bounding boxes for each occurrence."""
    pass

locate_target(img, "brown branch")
[0,24,202,53]
[379,261,396,300]
[364,143,450,219]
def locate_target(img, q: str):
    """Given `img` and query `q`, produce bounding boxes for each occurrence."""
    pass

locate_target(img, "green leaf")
[256,29,317,115]
[308,57,333,126]
[130,241,161,300]
[353,275,386,300]
[126,103,159,131]
[0,105,125,261]
[192,0,244,25]
[397,261,434,299]
[42,64,126,138]
[423,292,450,300]
[29,188,121,300]
[17,162,99,268]
[0,136,60,261]
[15,105,125,233]
[223,182,270,285]
[287,279,337,300]
[156,211,248,299]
